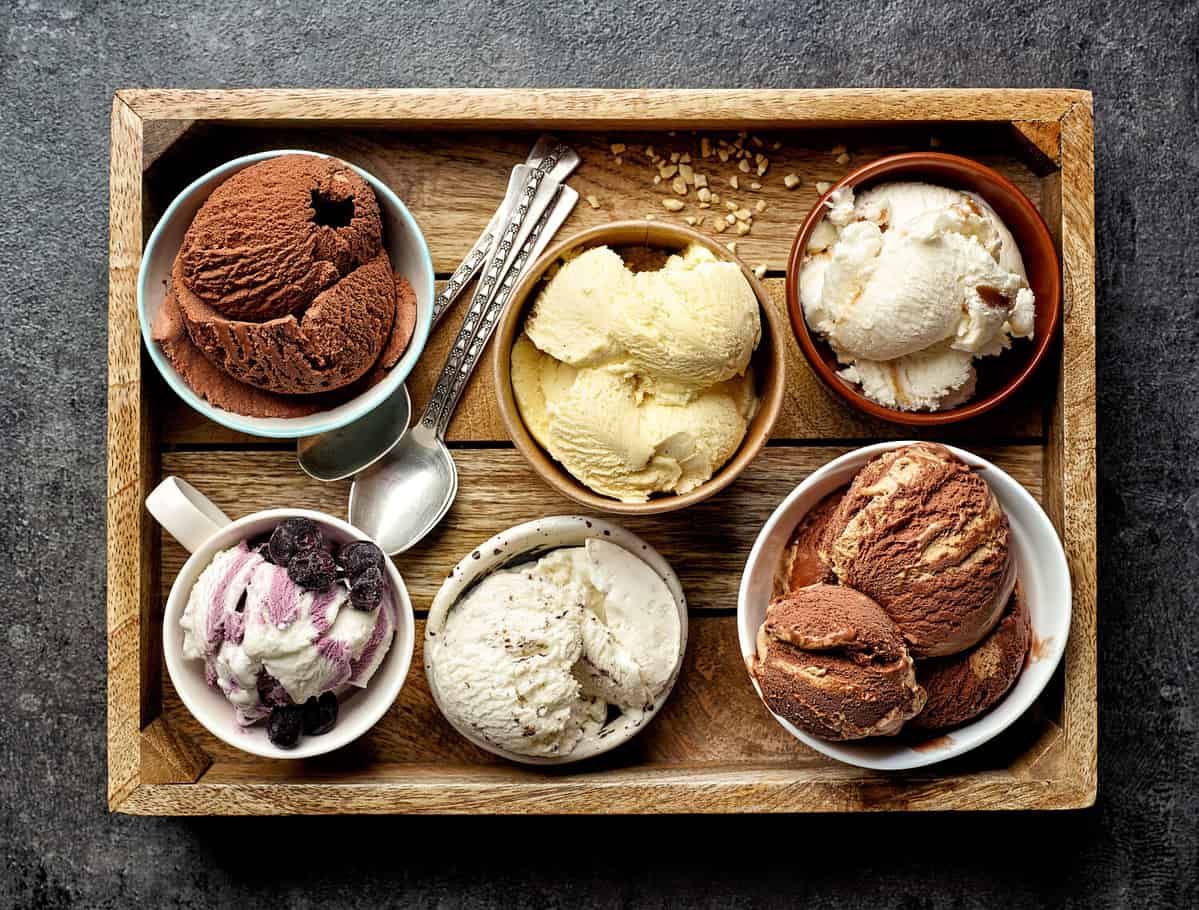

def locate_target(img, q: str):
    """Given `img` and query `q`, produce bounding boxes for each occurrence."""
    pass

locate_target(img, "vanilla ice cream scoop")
[427,539,682,759]
[800,181,1035,412]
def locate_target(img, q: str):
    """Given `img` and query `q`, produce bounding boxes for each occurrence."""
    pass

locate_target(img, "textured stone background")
[2,0,1197,907]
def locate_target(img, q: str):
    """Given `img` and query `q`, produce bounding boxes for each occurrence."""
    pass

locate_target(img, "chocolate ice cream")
[774,488,845,596]
[152,154,418,418]
[908,587,1031,732]
[753,584,926,741]
[820,443,1015,658]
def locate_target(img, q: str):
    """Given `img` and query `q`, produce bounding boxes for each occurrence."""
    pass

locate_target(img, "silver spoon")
[350,183,578,553]
[296,138,578,483]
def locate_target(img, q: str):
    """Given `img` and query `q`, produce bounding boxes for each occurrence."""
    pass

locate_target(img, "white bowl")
[737,442,1071,771]
[426,516,689,766]
[137,149,435,439]
[152,478,416,760]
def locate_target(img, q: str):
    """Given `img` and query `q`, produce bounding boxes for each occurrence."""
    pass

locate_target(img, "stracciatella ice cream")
[511,243,760,502]
[819,443,1015,658]
[753,583,926,741]
[427,538,681,758]
[799,181,1035,412]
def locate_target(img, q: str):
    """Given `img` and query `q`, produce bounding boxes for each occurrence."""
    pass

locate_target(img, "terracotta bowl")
[493,220,786,515]
[785,152,1062,426]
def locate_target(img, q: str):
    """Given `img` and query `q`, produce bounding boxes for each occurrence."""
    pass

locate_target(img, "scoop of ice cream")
[774,488,845,597]
[178,155,383,322]
[800,182,1035,412]
[512,333,755,502]
[179,539,395,725]
[820,443,1015,658]
[525,243,760,402]
[909,587,1031,732]
[428,539,681,758]
[753,584,926,741]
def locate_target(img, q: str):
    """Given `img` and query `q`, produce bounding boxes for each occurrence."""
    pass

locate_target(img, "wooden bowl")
[785,152,1062,426]
[493,220,786,515]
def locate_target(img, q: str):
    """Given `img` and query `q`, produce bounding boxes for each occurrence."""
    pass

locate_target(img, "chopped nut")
[670,151,681,163]
[816,181,831,194]
[653,175,662,185]
[679,163,695,183]
[726,200,738,212]
[717,138,730,148]
[713,219,727,233]
[680,152,691,163]
[610,142,627,155]
[684,216,697,226]
[726,241,738,253]
[711,193,721,204]
[672,176,687,195]
[586,194,601,209]
[749,181,762,190]
[736,221,751,235]
[718,148,730,163]
[697,187,712,203]
[728,175,739,190]
[783,174,801,189]
[645,145,656,159]
[659,163,678,179]
[755,199,767,212]
[772,140,782,150]
[753,264,768,279]
[701,137,712,158]
[614,156,622,166]
[751,135,765,148]
[694,173,708,188]
[831,143,847,155]
[661,198,685,212]
[756,162,768,177]
[697,201,711,209]
[725,213,737,224]
[835,152,850,165]
[645,213,657,220]
[738,158,751,173]
[735,207,752,221]
[695,217,705,227]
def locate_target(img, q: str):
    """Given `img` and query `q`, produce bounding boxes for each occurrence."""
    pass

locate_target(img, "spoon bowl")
[348,422,459,554]
[297,385,412,482]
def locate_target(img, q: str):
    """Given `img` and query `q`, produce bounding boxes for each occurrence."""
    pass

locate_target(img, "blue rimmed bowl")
[137,149,434,439]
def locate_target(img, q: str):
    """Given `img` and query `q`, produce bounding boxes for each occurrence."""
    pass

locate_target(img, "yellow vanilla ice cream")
[512,243,761,503]
[799,182,1036,412]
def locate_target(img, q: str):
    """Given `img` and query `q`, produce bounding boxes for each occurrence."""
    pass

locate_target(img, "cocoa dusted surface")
[3,2,1197,908]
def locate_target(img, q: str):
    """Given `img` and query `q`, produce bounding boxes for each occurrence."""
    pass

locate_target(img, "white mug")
[147,476,416,760]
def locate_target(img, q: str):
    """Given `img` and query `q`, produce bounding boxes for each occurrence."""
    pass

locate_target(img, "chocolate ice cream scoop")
[178,155,383,322]
[774,487,845,597]
[820,443,1015,658]
[753,584,926,741]
[908,587,1031,732]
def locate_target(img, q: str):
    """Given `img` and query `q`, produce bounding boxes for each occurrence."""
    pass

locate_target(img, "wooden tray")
[107,89,1096,814]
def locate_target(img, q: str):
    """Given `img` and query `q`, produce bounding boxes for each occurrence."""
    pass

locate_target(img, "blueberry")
[287,548,338,590]
[267,704,304,748]
[349,565,384,611]
[302,692,339,736]
[339,540,385,581]
[269,518,322,565]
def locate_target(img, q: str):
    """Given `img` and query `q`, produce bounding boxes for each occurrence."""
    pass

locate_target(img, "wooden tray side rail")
[107,89,1096,815]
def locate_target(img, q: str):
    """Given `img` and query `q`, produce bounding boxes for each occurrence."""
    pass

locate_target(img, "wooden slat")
[159,446,1043,612]
[1047,96,1097,807]
[107,95,150,810]
[120,88,1085,127]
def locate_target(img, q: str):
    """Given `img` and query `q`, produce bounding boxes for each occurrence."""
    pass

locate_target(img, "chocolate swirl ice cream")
[153,154,417,418]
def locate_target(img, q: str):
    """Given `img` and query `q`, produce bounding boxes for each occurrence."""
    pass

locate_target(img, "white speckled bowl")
[426,516,688,766]
[737,442,1071,771]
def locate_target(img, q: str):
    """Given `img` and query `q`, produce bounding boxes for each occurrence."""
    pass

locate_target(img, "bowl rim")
[736,441,1072,770]
[137,148,435,440]
[424,515,689,766]
[160,507,416,760]
[784,151,1062,426]
[492,219,786,514]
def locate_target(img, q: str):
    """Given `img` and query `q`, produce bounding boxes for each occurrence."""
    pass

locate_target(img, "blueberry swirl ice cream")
[180,518,395,748]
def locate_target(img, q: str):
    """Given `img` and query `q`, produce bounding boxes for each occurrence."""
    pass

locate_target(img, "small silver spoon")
[350,183,578,553]
[296,138,578,483]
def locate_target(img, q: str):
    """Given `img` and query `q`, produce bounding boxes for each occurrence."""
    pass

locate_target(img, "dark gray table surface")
[3,0,1196,907]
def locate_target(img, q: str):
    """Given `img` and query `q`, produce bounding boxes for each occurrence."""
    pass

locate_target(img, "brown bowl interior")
[785,152,1062,426]
[493,220,786,515]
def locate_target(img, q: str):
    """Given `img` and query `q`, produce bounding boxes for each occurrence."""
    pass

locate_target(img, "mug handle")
[145,476,232,553]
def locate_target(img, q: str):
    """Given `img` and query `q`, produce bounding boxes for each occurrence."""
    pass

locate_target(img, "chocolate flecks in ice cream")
[820,443,1015,658]
[153,154,419,417]
[753,584,926,741]
[908,587,1031,732]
